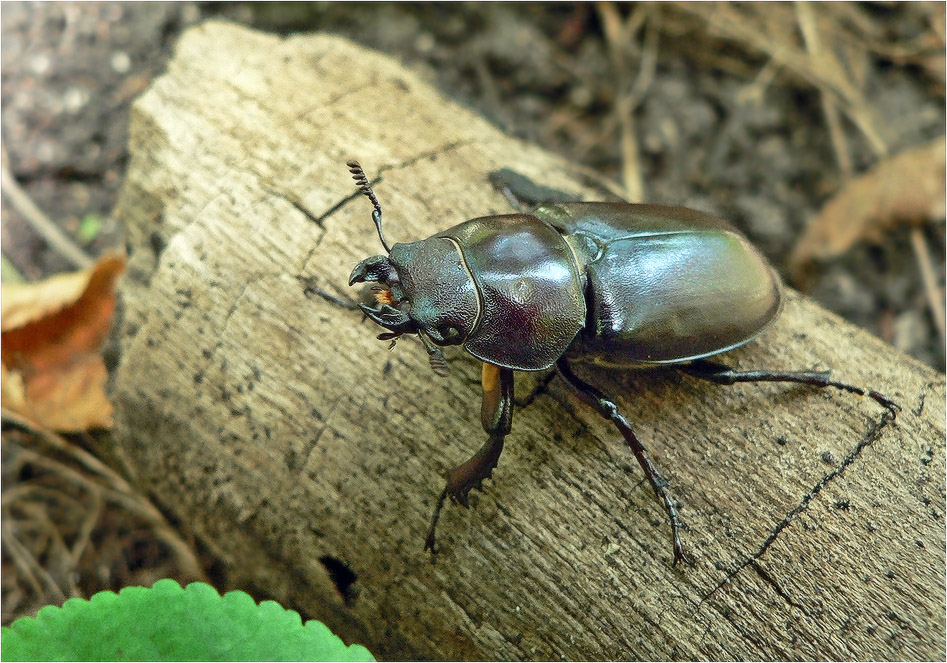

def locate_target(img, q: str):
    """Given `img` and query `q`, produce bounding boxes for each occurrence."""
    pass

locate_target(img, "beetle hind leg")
[424,363,514,553]
[679,359,901,418]
[555,359,693,566]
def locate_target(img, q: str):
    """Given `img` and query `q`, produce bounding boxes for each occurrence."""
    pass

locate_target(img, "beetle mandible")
[345,160,899,565]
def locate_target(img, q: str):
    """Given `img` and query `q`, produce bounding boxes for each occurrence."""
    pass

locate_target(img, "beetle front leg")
[424,362,514,553]
[556,359,693,566]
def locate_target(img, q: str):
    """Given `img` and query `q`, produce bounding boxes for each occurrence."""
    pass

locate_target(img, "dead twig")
[910,227,947,353]
[0,150,92,269]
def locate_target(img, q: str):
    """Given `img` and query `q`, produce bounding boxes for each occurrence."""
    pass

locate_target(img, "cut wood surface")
[109,22,946,661]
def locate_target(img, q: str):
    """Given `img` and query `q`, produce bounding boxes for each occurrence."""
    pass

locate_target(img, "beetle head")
[347,161,479,376]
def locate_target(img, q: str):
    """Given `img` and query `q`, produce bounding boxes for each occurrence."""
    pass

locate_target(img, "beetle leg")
[555,358,693,566]
[424,362,514,553]
[487,168,580,211]
[679,359,901,418]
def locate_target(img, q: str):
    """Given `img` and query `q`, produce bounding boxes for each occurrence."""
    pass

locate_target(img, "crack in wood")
[311,189,364,230]
[264,187,324,227]
[751,560,809,615]
[912,383,935,416]
[303,401,340,474]
[313,138,476,228]
[697,406,899,608]
[284,139,478,278]
[220,282,253,333]
[296,276,359,311]
[294,82,373,122]
[379,139,474,176]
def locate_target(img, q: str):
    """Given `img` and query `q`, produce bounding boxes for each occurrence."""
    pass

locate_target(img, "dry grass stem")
[2,518,66,603]
[910,227,947,351]
[2,411,208,586]
[0,152,92,269]
[796,1,855,175]
[598,1,657,202]
[674,2,888,158]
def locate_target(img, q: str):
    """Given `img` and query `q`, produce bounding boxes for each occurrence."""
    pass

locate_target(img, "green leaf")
[1,579,375,662]
[76,214,104,244]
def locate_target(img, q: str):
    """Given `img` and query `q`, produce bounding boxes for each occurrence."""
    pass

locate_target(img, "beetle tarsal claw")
[446,476,477,507]
[424,487,449,554]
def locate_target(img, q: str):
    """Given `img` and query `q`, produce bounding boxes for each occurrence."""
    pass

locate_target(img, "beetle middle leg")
[424,362,514,553]
[487,168,580,212]
[555,358,693,566]
[678,359,901,417]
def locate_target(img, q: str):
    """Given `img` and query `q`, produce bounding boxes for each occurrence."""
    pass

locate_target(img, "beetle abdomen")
[577,230,782,363]
[535,203,783,364]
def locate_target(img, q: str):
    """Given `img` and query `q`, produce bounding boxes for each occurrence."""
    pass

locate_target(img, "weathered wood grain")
[109,22,946,661]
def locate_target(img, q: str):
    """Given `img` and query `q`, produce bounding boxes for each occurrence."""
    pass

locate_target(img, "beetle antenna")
[419,333,450,377]
[347,160,392,254]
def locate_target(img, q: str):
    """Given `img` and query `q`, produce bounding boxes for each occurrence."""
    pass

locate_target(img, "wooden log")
[109,22,946,661]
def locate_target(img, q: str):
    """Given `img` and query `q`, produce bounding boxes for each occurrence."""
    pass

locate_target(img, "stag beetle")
[346,160,899,565]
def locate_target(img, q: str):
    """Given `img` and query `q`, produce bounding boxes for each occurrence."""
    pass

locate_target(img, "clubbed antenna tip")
[347,160,391,253]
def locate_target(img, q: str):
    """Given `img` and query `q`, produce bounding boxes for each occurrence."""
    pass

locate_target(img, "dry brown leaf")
[1,253,126,431]
[789,136,946,278]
